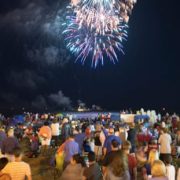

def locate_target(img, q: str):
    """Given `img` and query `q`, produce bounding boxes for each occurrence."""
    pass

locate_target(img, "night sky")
[0,0,179,114]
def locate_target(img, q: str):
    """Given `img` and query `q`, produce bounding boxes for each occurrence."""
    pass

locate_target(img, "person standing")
[104,150,130,180]
[163,155,175,180]
[103,127,122,155]
[122,140,137,180]
[63,134,79,169]
[158,128,172,161]
[38,121,52,155]
[74,128,86,154]
[102,139,121,172]
[1,128,19,161]
[127,123,137,153]
[51,119,60,147]
[94,124,102,160]
[61,118,72,143]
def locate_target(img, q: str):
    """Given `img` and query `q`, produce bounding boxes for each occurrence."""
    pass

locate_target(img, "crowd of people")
[0,111,179,180]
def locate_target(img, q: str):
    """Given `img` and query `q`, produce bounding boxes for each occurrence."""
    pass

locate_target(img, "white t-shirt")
[51,123,60,136]
[166,165,175,180]
[158,133,172,154]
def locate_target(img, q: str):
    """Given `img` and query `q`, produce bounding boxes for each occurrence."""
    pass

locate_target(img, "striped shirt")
[2,161,31,180]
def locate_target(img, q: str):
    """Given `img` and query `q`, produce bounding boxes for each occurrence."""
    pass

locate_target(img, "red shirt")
[137,134,152,143]
[128,154,137,180]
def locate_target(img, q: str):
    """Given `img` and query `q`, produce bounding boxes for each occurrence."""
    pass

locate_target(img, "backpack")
[94,131,102,146]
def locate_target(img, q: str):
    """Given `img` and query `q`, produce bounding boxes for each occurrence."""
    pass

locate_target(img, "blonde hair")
[151,160,166,177]
[62,118,68,124]
[96,124,101,131]
[148,150,159,166]
[7,128,14,137]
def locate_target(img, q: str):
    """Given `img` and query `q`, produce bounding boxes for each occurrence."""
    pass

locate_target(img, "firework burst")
[63,0,137,67]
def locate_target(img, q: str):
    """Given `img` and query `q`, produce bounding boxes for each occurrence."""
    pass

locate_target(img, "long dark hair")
[110,151,128,177]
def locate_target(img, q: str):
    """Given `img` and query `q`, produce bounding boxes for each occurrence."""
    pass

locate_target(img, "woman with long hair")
[105,150,130,180]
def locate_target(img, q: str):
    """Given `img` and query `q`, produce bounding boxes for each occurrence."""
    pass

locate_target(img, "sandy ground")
[20,138,61,180]
[23,149,61,180]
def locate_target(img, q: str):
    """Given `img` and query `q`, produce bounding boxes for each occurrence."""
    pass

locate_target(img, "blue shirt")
[103,135,122,153]
[74,133,86,153]
[64,140,79,162]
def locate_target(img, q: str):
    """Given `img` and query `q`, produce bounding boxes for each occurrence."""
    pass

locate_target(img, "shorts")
[40,137,51,146]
